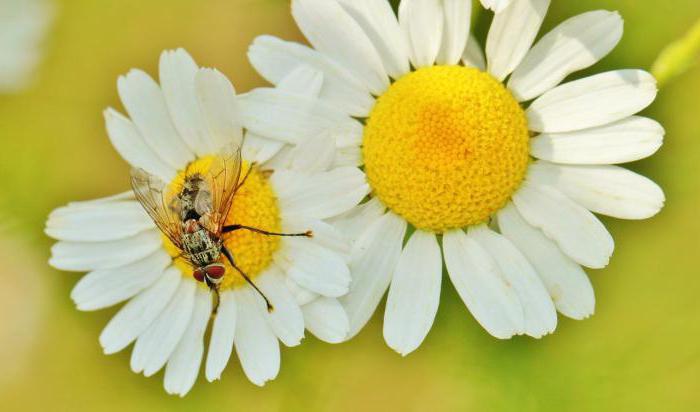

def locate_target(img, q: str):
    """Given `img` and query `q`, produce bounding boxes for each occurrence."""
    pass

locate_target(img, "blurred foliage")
[652,16,700,86]
[0,0,699,411]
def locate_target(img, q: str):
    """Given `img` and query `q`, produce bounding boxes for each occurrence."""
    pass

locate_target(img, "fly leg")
[222,224,312,238]
[235,162,257,191]
[221,246,274,312]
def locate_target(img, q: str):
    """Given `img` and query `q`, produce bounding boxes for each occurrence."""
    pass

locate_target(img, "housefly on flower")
[130,143,312,314]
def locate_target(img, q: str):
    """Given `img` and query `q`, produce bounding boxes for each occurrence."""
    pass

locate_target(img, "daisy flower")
[0,0,53,93]
[46,49,368,395]
[246,0,665,355]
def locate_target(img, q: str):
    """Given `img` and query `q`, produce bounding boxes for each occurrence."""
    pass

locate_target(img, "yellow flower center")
[362,66,530,233]
[163,157,281,290]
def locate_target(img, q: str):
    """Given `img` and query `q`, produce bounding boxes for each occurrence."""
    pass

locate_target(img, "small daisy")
[246,0,665,354]
[0,0,53,92]
[46,49,369,395]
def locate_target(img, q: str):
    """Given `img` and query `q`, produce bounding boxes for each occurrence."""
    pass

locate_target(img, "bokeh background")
[1,0,699,410]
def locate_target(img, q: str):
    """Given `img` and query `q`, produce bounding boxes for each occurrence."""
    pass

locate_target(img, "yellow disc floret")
[363,66,530,233]
[163,158,281,290]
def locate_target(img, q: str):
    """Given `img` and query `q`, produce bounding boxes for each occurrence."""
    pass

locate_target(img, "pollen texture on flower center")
[362,65,530,233]
[163,158,281,290]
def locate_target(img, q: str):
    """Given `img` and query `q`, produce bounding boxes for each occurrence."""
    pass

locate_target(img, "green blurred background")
[1,0,699,410]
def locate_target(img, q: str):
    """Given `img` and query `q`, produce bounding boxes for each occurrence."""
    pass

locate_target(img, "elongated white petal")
[99,267,181,354]
[470,225,557,338]
[302,297,349,344]
[437,0,472,65]
[529,162,665,220]
[341,212,407,338]
[398,0,444,68]
[277,65,324,96]
[329,197,386,245]
[195,68,243,152]
[273,168,369,220]
[498,204,595,319]
[288,132,336,173]
[46,201,153,242]
[130,279,196,377]
[443,229,525,339]
[286,277,319,306]
[242,131,285,165]
[291,0,389,94]
[509,10,624,102]
[384,231,442,355]
[234,287,280,386]
[205,291,237,382]
[247,35,374,117]
[164,287,212,397]
[256,268,305,347]
[486,0,550,81]
[527,70,658,133]
[530,116,664,165]
[337,0,410,78]
[49,229,162,271]
[117,69,193,169]
[71,250,171,311]
[104,108,175,181]
[462,35,486,70]
[512,181,614,268]
[283,218,351,259]
[238,88,363,146]
[481,0,513,13]
[159,48,211,157]
[280,240,351,298]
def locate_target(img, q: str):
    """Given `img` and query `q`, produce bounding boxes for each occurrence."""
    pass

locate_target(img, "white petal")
[469,225,557,338]
[291,0,389,94]
[46,201,152,242]
[164,287,212,397]
[159,48,211,157]
[509,10,624,102]
[512,181,614,268]
[329,197,386,245]
[286,277,319,306]
[277,64,324,96]
[130,279,197,376]
[443,229,525,339]
[528,162,665,220]
[398,0,444,68]
[99,267,181,354]
[437,0,472,65]
[288,132,337,173]
[530,116,664,165]
[481,0,513,13]
[205,291,237,382]
[282,218,351,259]
[104,108,175,182]
[273,167,369,220]
[498,204,595,319]
[336,0,410,78]
[234,287,280,386]
[384,231,442,355]
[279,240,351,298]
[462,35,486,70]
[71,250,171,311]
[247,35,374,117]
[486,0,550,81]
[49,229,162,271]
[195,68,243,152]
[256,268,305,347]
[527,70,658,133]
[341,212,407,338]
[238,88,363,146]
[242,132,284,165]
[117,69,194,169]
[302,297,349,344]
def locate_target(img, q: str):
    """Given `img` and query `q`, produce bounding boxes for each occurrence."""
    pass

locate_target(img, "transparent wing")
[130,168,185,249]
[203,143,243,234]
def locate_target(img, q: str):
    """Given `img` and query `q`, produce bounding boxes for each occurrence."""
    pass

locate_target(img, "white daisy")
[46,49,369,395]
[246,0,665,355]
[0,0,53,93]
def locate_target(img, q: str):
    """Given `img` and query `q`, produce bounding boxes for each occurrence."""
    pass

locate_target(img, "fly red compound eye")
[204,263,226,279]
[193,268,205,282]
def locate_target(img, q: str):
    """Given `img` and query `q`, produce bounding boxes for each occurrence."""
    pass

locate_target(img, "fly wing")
[203,143,243,234]
[130,168,185,249]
